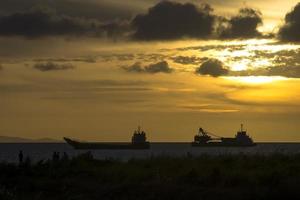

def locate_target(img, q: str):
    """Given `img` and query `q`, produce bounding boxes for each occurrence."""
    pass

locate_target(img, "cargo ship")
[64,127,150,150]
[192,124,256,147]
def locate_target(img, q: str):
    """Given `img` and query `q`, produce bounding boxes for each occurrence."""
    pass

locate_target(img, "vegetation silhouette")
[0,152,300,199]
[18,150,23,164]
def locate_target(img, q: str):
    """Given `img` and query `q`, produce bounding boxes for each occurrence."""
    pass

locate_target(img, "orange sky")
[0,1,300,142]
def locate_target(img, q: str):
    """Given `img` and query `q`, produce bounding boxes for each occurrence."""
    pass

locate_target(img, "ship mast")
[241,124,243,132]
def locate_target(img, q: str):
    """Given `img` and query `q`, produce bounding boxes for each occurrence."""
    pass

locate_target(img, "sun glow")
[230,61,249,71]
[224,76,287,84]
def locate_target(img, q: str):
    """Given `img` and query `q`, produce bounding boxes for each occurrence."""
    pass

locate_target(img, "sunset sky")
[1,0,300,142]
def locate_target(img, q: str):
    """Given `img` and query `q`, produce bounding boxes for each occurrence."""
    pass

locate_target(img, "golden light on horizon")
[224,76,287,84]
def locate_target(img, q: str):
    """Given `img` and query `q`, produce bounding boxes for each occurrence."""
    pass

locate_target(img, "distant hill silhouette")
[0,136,62,143]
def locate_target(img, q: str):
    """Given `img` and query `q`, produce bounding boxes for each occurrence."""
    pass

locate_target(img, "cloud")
[267,65,300,77]
[0,7,91,38]
[0,0,149,24]
[180,104,239,113]
[0,79,149,93]
[123,61,174,74]
[33,62,75,71]
[199,51,300,78]
[0,79,153,106]
[219,8,263,39]
[33,57,97,63]
[176,43,247,52]
[279,3,300,42]
[171,56,208,65]
[231,65,300,78]
[0,6,128,38]
[196,59,229,77]
[131,1,216,40]
[194,55,300,78]
[0,1,268,41]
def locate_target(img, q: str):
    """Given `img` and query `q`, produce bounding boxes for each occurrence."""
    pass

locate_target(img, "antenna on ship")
[241,124,243,132]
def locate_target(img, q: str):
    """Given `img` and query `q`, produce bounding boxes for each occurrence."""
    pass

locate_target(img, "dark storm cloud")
[131,1,216,40]
[279,3,300,42]
[0,0,136,21]
[219,8,263,39]
[196,59,229,77]
[33,62,75,71]
[0,7,91,37]
[0,7,128,38]
[0,1,267,40]
[123,61,174,73]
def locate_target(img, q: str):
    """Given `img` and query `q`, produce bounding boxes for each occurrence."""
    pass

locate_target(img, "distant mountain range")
[0,136,62,143]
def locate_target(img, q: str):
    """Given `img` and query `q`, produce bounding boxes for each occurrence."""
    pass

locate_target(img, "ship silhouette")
[192,124,256,147]
[64,124,255,149]
[64,126,150,150]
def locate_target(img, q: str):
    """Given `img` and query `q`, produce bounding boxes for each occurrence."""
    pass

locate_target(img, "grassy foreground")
[1,153,300,200]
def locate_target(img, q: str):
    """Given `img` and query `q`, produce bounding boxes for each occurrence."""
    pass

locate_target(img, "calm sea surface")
[1,143,300,163]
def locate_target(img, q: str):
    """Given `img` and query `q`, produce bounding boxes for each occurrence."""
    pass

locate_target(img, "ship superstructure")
[131,126,147,144]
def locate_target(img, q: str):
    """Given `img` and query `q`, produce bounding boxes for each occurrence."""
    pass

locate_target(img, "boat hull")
[64,138,150,150]
[71,142,150,150]
[191,142,256,147]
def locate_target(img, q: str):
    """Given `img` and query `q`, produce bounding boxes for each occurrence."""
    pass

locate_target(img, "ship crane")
[198,127,222,140]
[194,127,222,144]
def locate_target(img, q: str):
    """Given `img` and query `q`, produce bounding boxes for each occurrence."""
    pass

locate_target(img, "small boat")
[64,127,150,150]
[192,124,256,147]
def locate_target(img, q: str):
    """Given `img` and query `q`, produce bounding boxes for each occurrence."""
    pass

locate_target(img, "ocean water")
[1,143,300,163]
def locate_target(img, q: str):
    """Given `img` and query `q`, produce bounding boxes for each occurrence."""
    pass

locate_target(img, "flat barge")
[64,127,150,150]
